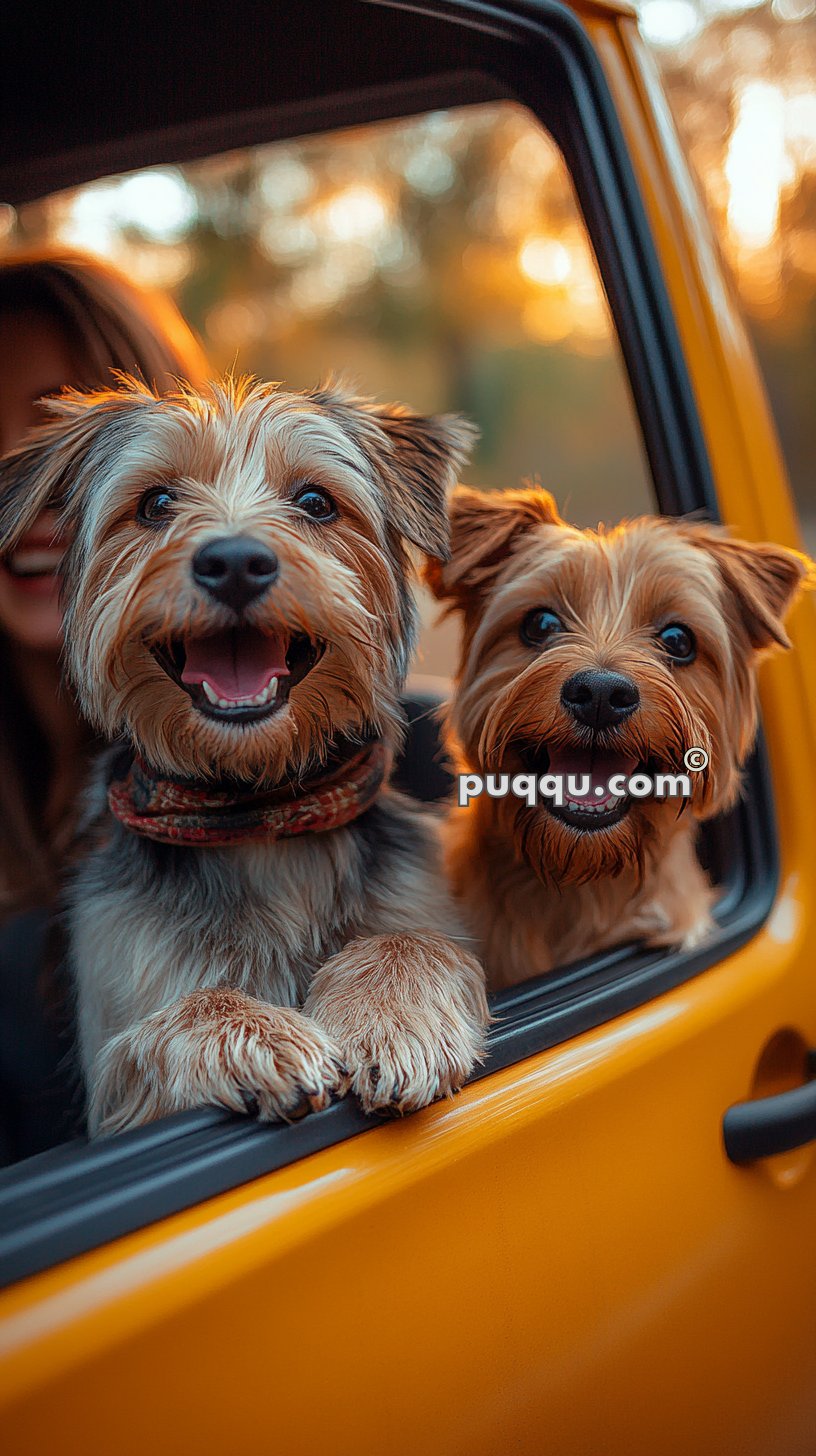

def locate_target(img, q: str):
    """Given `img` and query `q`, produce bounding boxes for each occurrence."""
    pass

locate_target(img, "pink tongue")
[181,628,289,701]
[547,747,638,805]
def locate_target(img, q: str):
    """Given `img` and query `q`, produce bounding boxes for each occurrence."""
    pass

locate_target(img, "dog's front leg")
[89,988,345,1137]
[636,828,718,954]
[304,931,489,1116]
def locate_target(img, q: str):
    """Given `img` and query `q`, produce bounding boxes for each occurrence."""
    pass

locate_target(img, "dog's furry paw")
[678,917,715,952]
[304,932,489,1116]
[340,1023,480,1116]
[89,988,345,1136]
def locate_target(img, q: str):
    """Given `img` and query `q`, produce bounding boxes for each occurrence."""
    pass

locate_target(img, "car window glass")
[6,102,653,674]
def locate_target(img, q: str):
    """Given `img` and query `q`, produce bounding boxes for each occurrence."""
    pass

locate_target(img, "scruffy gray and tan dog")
[428,484,812,990]
[0,377,488,1134]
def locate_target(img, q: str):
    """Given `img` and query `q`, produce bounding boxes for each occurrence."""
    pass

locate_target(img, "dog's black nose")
[561,669,640,729]
[192,536,278,612]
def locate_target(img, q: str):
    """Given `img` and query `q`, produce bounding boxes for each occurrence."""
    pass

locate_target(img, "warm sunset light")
[725,83,787,249]
[639,0,701,46]
[519,236,573,285]
[321,184,391,243]
[62,169,197,255]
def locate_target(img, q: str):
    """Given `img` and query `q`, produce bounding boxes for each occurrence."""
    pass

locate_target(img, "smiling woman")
[0,250,207,1163]
[0,316,77,653]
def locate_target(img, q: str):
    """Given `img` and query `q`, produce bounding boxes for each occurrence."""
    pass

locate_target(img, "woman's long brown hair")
[0,248,208,917]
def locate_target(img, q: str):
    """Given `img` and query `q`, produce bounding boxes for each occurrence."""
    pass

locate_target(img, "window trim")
[0,0,779,1290]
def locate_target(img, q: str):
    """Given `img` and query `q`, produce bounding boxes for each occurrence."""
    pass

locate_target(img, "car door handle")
[724,1060,816,1164]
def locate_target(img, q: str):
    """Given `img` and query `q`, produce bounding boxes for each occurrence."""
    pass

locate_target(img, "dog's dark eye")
[294,486,337,522]
[137,487,176,526]
[521,609,565,648]
[659,623,696,662]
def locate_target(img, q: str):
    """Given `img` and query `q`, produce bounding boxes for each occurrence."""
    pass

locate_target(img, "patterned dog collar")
[107,739,390,847]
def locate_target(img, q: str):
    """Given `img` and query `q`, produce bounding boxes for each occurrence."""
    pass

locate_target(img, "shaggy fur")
[428,484,814,989]
[0,376,488,1133]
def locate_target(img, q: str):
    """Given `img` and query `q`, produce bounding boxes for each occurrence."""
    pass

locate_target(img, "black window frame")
[0,0,778,1289]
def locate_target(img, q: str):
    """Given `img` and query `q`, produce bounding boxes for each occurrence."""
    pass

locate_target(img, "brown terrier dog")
[0,377,488,1134]
[428,485,813,990]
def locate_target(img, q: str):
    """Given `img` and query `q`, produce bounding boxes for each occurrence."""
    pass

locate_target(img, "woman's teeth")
[7,549,62,577]
[201,677,279,710]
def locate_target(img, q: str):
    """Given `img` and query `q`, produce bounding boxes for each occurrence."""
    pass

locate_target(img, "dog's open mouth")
[151,627,322,723]
[520,743,641,832]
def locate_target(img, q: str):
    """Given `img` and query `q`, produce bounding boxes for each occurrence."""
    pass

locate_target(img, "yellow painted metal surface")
[3,8,816,1455]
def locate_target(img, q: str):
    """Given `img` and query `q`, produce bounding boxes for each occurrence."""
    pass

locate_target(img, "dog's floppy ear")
[425,484,563,608]
[310,382,477,561]
[0,382,155,552]
[682,524,814,650]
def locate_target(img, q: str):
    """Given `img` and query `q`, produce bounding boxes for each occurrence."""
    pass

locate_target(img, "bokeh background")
[1,0,814,669]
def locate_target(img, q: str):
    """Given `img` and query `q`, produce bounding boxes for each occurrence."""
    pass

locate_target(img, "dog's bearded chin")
[151,627,322,724]
[525,743,639,832]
